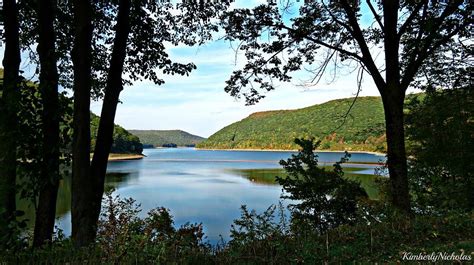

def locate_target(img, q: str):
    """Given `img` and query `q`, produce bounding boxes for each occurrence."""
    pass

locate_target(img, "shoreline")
[108,154,145,161]
[195,148,386,156]
[91,153,146,161]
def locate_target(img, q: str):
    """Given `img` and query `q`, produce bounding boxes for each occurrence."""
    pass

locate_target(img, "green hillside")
[91,113,143,154]
[129,130,205,147]
[0,69,142,154]
[197,96,387,152]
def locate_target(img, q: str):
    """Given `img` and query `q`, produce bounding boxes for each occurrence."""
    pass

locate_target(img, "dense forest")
[198,96,387,151]
[129,129,204,147]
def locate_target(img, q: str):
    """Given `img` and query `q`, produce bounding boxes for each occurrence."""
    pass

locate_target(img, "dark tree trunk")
[380,86,411,212]
[71,0,94,247]
[380,1,411,213]
[88,0,131,241]
[0,0,21,242]
[72,0,131,247]
[341,0,411,213]
[33,0,61,247]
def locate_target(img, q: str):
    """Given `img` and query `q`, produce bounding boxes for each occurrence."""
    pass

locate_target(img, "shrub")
[95,190,211,264]
[277,138,367,233]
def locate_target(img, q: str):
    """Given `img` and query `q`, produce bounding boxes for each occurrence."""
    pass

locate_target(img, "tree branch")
[328,65,364,135]
[401,24,466,89]
[321,1,354,35]
[339,1,386,90]
[398,0,427,37]
[234,38,297,93]
[400,0,466,89]
[277,23,364,63]
[366,0,385,33]
[306,49,337,85]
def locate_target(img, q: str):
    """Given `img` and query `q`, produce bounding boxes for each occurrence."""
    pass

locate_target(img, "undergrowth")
[0,192,472,264]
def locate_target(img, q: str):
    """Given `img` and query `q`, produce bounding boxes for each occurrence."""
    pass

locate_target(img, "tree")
[277,138,366,232]
[91,113,143,154]
[71,0,228,246]
[71,0,94,247]
[74,0,133,246]
[32,0,61,247]
[0,0,69,244]
[220,0,471,212]
[0,0,21,244]
[405,88,473,212]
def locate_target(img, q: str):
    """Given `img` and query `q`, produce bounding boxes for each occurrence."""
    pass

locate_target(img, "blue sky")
[2,1,419,138]
[106,37,380,137]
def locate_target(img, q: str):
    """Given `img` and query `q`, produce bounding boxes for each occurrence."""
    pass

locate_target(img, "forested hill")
[197,96,387,152]
[91,113,143,154]
[129,130,205,147]
[0,69,142,154]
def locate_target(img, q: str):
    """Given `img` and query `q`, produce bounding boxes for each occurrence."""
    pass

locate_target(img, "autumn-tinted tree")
[220,0,471,212]
[0,0,21,245]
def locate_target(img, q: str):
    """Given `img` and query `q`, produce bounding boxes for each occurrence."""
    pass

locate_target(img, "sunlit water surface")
[49,148,385,243]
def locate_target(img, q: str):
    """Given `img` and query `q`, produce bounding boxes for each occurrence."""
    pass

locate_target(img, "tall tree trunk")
[380,1,410,213]
[72,0,131,247]
[87,0,131,244]
[380,87,411,212]
[71,0,94,247]
[0,0,21,243]
[33,0,60,247]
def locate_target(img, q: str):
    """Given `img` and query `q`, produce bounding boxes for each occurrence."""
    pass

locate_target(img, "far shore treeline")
[129,129,205,148]
[199,96,388,152]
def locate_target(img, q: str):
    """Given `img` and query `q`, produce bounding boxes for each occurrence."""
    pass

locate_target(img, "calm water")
[51,148,385,242]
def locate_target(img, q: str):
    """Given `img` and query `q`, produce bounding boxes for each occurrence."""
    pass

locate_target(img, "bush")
[1,192,472,264]
[276,138,367,233]
[218,202,474,264]
[95,190,211,264]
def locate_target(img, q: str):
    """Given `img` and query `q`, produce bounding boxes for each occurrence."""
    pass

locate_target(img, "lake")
[45,148,385,243]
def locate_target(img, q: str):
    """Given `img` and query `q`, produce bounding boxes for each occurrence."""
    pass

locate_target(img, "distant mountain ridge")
[197,96,387,152]
[91,113,143,154]
[129,130,206,147]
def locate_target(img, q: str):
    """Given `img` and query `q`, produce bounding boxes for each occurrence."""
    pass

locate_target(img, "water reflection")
[19,148,385,243]
[17,171,138,230]
[228,168,382,199]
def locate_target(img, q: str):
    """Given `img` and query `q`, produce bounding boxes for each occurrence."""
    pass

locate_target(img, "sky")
[106,39,380,137]
[1,0,419,138]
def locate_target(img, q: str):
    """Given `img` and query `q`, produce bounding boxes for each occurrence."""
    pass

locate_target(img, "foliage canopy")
[406,88,474,212]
